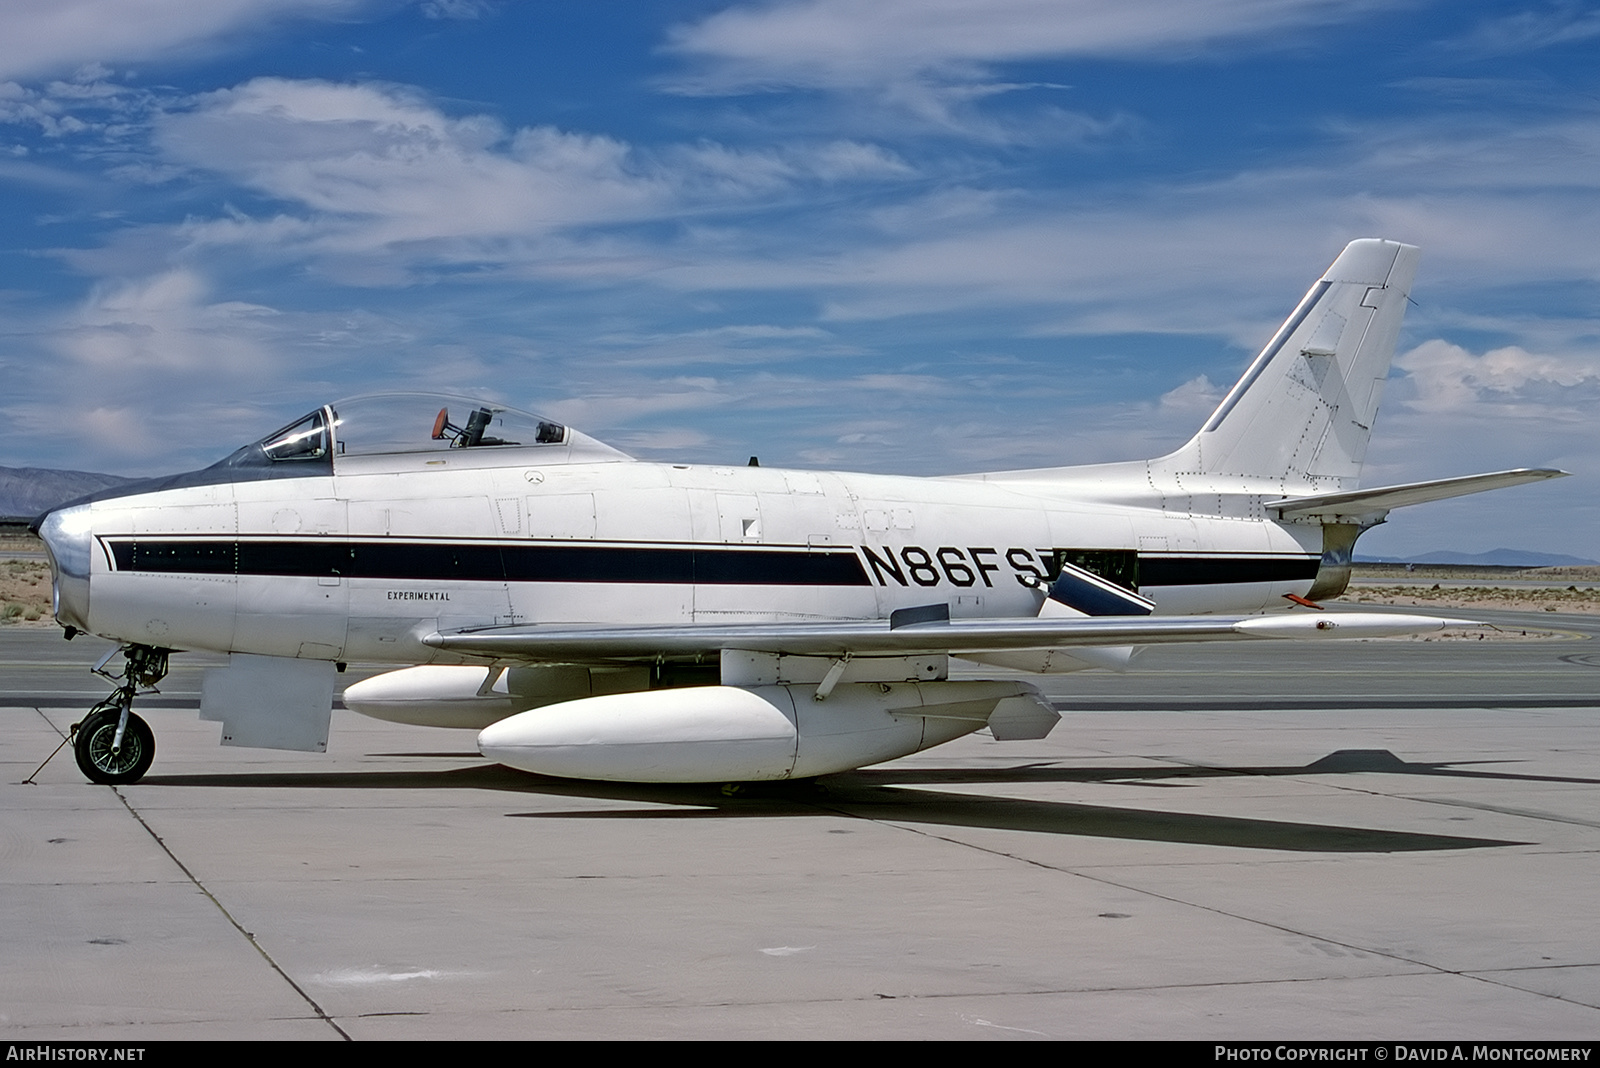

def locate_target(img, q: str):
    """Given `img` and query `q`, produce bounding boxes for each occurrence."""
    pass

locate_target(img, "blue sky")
[0,0,1596,557]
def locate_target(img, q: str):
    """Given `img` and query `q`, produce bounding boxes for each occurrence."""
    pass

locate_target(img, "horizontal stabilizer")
[1267,469,1568,521]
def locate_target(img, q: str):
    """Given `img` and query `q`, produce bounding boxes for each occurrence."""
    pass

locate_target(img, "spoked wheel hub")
[73,706,155,785]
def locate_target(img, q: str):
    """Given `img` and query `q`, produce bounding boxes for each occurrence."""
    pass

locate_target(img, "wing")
[423,610,1473,664]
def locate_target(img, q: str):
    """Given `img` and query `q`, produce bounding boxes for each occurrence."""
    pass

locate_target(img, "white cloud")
[1446,2,1600,56]
[1342,114,1600,194]
[672,138,911,189]
[667,0,1399,92]
[544,383,734,431]
[611,427,714,452]
[73,405,169,463]
[419,0,493,19]
[54,269,278,374]
[146,78,917,281]
[1158,374,1222,416]
[158,79,663,245]
[0,72,158,144]
[624,105,1600,353]
[59,75,1578,349]
[1356,337,1599,556]
[661,0,1362,141]
[1396,339,1600,415]
[0,0,380,83]
[7,267,391,469]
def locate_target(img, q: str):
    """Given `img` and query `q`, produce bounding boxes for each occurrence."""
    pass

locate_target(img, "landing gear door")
[201,653,337,752]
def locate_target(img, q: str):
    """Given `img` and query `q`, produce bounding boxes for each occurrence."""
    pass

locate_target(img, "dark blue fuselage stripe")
[107,539,872,587]
[1140,556,1319,586]
[107,538,1319,589]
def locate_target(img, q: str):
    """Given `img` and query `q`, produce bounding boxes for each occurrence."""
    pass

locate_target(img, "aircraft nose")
[34,503,92,632]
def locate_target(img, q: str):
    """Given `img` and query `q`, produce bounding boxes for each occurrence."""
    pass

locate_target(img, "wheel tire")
[73,709,155,785]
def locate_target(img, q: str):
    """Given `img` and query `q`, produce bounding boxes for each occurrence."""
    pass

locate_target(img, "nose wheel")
[73,701,155,785]
[71,644,169,785]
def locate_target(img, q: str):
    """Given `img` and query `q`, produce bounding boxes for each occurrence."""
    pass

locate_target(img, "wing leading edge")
[424,611,1473,664]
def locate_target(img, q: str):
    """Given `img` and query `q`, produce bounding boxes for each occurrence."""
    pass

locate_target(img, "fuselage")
[48,444,1327,665]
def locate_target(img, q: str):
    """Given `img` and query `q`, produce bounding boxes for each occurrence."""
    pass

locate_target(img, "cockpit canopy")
[217,393,628,471]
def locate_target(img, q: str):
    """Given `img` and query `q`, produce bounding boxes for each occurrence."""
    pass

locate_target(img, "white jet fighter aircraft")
[34,239,1565,786]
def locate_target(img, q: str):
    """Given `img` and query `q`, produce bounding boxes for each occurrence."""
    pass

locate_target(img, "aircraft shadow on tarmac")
[136,747,1544,853]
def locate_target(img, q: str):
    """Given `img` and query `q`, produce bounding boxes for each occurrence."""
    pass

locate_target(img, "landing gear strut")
[72,645,168,785]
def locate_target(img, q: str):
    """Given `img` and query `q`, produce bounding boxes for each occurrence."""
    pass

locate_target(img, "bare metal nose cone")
[36,503,92,631]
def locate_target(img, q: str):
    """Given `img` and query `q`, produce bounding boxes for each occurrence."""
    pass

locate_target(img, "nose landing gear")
[72,645,168,785]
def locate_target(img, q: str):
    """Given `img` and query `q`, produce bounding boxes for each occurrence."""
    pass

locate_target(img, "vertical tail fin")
[1162,239,1420,492]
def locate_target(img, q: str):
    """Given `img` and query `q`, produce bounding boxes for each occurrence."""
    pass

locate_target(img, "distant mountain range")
[0,466,136,522]
[1355,549,1599,568]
